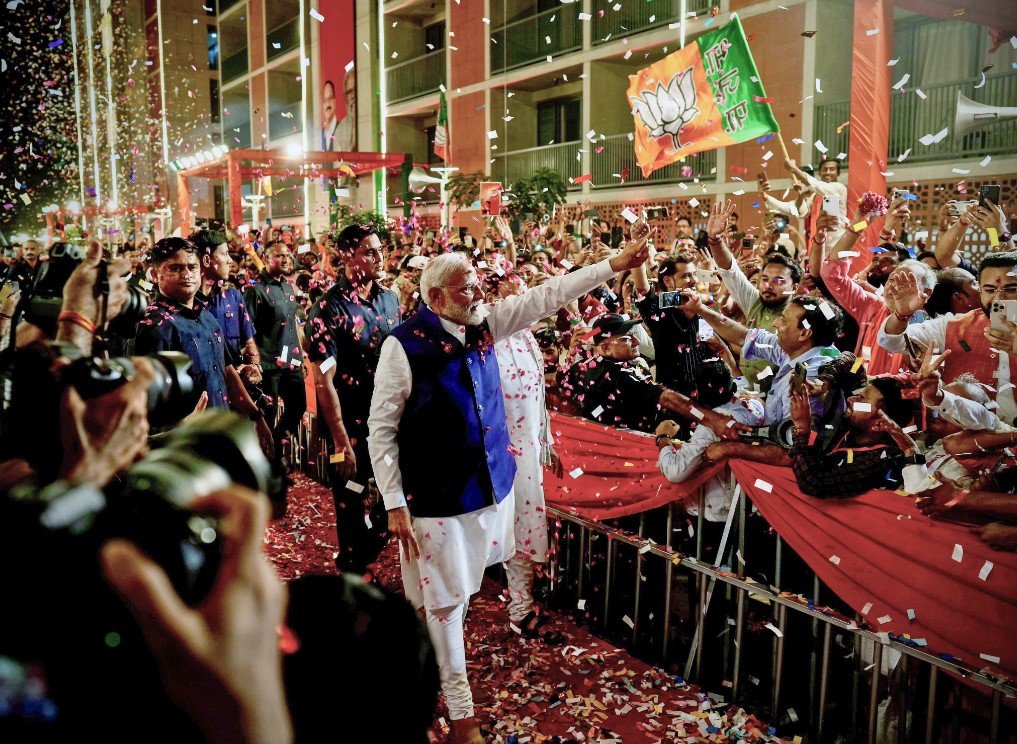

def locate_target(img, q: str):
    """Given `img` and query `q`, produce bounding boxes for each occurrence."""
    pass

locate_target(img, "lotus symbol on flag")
[631,68,700,149]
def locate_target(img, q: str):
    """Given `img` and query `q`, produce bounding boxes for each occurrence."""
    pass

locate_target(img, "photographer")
[630,250,705,396]
[135,237,229,409]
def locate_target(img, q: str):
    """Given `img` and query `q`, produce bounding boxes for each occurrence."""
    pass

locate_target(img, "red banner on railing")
[545,414,1017,679]
[545,413,724,521]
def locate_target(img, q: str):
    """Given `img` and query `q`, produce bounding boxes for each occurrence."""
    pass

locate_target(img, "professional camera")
[25,242,149,339]
[0,410,274,738]
[738,418,796,449]
[57,348,198,428]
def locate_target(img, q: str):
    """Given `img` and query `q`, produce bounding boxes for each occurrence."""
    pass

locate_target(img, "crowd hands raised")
[0,161,1013,739]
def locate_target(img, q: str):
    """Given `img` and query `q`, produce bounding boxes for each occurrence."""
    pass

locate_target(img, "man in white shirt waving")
[367,241,650,743]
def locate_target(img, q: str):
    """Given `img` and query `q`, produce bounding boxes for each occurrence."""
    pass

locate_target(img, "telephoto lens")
[59,350,198,428]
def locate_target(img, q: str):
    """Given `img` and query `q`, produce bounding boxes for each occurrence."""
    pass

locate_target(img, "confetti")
[979,560,993,581]
[979,653,1001,664]
[318,357,336,374]
[892,73,910,90]
[951,544,963,563]
[877,615,892,624]
[919,128,949,146]
[829,555,841,565]
[569,467,584,479]
[753,479,773,493]
[765,623,783,637]
[309,7,324,21]
[346,480,365,494]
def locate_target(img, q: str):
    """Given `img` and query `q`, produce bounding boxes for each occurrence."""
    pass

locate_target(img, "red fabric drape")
[543,414,1017,678]
[729,461,1017,679]
[847,0,894,275]
[545,413,725,521]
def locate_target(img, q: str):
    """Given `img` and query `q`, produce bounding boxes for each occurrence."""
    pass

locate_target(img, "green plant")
[334,205,391,241]
[506,167,566,220]
[445,171,483,211]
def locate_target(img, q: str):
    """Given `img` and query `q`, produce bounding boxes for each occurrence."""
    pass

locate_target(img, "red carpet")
[265,474,785,742]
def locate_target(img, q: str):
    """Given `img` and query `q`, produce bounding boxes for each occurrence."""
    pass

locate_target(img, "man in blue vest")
[367,241,653,743]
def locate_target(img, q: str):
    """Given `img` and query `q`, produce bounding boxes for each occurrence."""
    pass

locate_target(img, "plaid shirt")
[790,428,906,498]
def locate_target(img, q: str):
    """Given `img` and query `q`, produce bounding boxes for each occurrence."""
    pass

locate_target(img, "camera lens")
[145,352,198,427]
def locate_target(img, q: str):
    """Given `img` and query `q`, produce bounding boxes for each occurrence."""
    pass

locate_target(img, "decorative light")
[284,142,303,157]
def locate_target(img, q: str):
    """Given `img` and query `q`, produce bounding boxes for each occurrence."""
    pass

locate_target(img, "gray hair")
[896,259,937,293]
[419,252,471,304]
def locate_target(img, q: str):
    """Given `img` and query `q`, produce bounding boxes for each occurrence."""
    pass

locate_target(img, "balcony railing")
[386,49,444,104]
[491,135,717,191]
[490,6,582,74]
[221,49,248,83]
[592,133,717,188]
[592,0,714,44]
[266,18,299,62]
[813,75,1017,166]
[491,141,584,190]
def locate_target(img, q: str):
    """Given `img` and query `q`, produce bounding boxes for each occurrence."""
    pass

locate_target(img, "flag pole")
[775,131,791,163]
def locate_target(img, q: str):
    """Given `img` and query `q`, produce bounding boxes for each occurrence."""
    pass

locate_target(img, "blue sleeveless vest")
[390,305,516,518]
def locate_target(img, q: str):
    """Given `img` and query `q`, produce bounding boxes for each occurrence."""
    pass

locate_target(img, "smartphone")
[281,225,292,232]
[756,171,767,186]
[600,231,611,244]
[989,300,1017,335]
[979,184,1001,209]
[821,194,840,217]
[793,361,808,389]
[658,290,688,309]
[741,237,754,250]
[0,279,19,304]
[265,218,273,226]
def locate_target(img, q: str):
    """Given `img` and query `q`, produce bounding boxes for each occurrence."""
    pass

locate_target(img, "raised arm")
[705,200,738,271]
[488,238,649,341]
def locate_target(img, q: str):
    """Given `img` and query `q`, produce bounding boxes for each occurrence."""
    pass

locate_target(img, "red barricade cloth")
[543,414,1016,678]
[545,413,724,521]
[730,460,1017,680]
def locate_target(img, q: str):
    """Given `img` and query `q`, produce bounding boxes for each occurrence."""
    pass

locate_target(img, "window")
[207,25,219,70]
[424,22,445,53]
[536,97,580,146]
[219,13,248,82]
[210,79,220,123]
[222,85,251,147]
[268,59,302,140]
[265,0,299,61]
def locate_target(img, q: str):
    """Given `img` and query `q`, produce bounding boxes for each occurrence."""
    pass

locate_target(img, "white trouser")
[504,552,535,624]
[426,602,474,721]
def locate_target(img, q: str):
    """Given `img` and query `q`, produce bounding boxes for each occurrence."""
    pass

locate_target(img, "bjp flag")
[627,16,779,178]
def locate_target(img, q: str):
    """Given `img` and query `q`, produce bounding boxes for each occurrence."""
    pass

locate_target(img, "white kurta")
[368,260,616,610]
[496,330,551,562]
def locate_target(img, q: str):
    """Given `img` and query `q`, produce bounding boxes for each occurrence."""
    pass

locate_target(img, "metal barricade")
[543,471,1015,744]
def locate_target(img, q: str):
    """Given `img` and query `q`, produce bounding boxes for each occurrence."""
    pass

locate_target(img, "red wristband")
[57,311,97,335]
